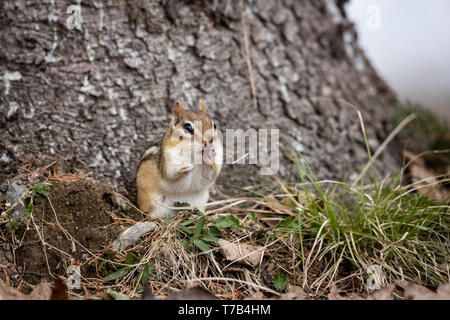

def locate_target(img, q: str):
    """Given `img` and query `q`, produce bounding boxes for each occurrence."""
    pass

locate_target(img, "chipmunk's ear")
[199,100,207,114]
[173,101,184,123]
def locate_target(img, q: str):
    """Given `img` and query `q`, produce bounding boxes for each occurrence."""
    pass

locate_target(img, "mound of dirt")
[1,179,144,284]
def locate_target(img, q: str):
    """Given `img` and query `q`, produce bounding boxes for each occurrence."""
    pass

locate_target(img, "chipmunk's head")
[167,100,221,165]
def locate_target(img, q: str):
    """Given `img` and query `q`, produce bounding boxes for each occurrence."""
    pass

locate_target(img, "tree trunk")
[0,0,399,197]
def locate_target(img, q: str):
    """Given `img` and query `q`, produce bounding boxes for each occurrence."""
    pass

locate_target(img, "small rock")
[5,181,28,220]
[112,221,158,251]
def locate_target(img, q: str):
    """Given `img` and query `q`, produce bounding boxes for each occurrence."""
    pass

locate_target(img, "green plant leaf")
[180,226,193,235]
[278,216,299,229]
[32,183,49,196]
[139,263,149,284]
[273,272,289,291]
[26,202,33,217]
[125,252,137,265]
[103,268,130,282]
[201,235,219,243]
[193,217,206,239]
[193,239,212,253]
[215,215,240,229]
[307,226,320,233]
[181,239,190,250]
[6,219,20,232]
[181,218,197,227]
[248,213,258,222]
[105,288,129,300]
[139,263,157,283]
[207,227,221,237]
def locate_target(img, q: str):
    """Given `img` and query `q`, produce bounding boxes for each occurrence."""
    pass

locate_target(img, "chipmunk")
[136,100,223,217]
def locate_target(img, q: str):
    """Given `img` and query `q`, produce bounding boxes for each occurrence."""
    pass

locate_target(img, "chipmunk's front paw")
[178,164,195,176]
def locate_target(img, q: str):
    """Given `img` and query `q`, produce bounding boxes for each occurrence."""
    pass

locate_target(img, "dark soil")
[1,179,144,284]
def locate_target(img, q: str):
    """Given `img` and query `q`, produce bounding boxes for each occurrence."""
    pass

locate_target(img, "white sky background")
[346,0,450,122]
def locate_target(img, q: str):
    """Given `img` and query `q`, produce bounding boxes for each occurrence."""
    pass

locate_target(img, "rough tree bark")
[0,0,399,197]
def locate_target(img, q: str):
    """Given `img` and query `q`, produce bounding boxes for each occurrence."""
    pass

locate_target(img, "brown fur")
[136,159,160,212]
[183,110,213,133]
[137,145,160,170]
[172,100,213,133]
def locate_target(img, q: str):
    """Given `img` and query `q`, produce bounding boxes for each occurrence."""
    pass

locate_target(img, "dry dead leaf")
[403,282,450,300]
[168,287,217,300]
[328,285,365,300]
[404,150,450,201]
[0,281,52,300]
[264,197,296,216]
[328,284,395,300]
[218,239,264,267]
[366,284,396,300]
[0,281,28,300]
[256,196,298,228]
[29,282,53,300]
[279,284,309,300]
[296,190,315,204]
[142,283,216,300]
[329,282,450,300]
[255,214,279,228]
[245,285,309,300]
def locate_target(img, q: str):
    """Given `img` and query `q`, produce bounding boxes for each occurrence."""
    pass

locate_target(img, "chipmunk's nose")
[203,136,214,146]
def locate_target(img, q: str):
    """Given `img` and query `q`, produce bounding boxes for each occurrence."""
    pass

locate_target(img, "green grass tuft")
[264,147,449,294]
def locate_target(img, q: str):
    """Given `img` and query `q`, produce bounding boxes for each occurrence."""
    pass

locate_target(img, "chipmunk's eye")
[213,123,217,130]
[183,123,194,135]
